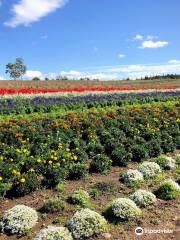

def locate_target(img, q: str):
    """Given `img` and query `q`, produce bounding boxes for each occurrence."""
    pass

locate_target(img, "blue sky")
[0,0,180,80]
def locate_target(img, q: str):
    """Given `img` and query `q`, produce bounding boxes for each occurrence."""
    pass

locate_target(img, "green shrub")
[87,142,105,157]
[155,156,176,170]
[90,181,116,198]
[146,140,162,158]
[111,145,132,166]
[56,182,65,193]
[41,197,65,213]
[155,179,180,200]
[10,173,41,197]
[68,163,88,180]
[43,167,68,188]
[68,189,91,208]
[90,154,112,174]
[131,144,149,162]
[0,182,12,197]
[160,132,176,153]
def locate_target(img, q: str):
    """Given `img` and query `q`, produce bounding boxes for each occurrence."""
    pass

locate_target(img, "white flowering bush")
[34,226,73,240]
[121,169,143,184]
[139,161,161,179]
[155,179,180,200]
[0,205,38,235]
[67,208,108,239]
[155,156,176,170]
[129,189,156,208]
[107,198,142,221]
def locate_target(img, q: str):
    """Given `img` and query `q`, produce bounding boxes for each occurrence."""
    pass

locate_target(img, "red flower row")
[0,86,179,95]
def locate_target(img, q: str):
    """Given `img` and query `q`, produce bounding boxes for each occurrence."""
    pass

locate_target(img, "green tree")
[5,58,27,80]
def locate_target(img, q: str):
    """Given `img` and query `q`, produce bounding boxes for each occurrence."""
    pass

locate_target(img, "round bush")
[41,197,65,213]
[131,144,149,162]
[68,189,91,208]
[121,169,144,184]
[146,140,162,158]
[0,205,38,235]
[11,173,41,197]
[139,161,161,179]
[111,145,132,167]
[129,189,156,208]
[34,226,73,240]
[155,156,176,170]
[67,208,108,239]
[107,198,142,221]
[68,163,88,180]
[155,179,180,200]
[90,154,112,174]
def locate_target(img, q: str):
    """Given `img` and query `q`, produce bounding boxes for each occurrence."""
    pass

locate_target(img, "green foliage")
[131,144,149,162]
[10,172,41,197]
[155,180,180,200]
[5,58,27,80]
[146,140,162,158]
[68,189,91,208]
[111,145,132,166]
[41,197,65,213]
[90,154,112,174]
[90,181,116,199]
[0,182,12,197]
[56,182,65,193]
[68,163,88,180]
[155,156,176,170]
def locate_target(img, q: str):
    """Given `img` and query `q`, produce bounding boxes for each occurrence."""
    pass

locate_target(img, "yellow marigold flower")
[66,148,70,152]
[37,159,42,163]
[0,176,3,181]
[53,156,58,160]
[20,178,26,183]
[0,156,4,161]
[12,169,17,174]
[73,156,78,161]
[56,163,60,167]
[48,160,53,164]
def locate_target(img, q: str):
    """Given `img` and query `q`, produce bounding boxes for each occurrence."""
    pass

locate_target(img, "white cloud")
[168,59,180,64]
[139,40,168,49]
[23,62,180,81]
[60,70,118,80]
[118,54,126,58]
[134,34,143,40]
[106,63,180,79]
[5,0,68,27]
[24,70,43,79]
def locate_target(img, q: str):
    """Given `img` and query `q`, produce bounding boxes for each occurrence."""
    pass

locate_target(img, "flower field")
[0,81,180,240]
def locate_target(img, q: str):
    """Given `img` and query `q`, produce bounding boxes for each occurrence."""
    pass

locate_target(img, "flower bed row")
[0,91,180,116]
[0,99,179,197]
[0,86,179,95]
[0,154,179,239]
